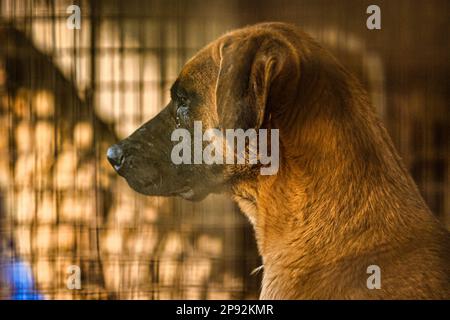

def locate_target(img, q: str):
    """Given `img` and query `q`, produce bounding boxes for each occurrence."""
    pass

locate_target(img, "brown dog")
[107,22,450,299]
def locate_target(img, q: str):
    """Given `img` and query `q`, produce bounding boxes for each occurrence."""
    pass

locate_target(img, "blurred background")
[0,0,448,299]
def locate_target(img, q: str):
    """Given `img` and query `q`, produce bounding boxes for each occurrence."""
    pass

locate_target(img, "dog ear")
[215,35,298,129]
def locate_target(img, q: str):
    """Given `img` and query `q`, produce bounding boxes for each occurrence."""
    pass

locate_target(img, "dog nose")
[107,144,124,171]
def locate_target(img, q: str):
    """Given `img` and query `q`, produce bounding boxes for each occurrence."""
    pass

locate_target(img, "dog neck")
[231,59,437,298]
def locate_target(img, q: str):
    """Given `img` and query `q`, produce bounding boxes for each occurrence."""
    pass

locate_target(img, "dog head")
[107,23,300,200]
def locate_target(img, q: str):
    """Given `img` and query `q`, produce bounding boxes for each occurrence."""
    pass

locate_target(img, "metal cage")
[0,0,448,300]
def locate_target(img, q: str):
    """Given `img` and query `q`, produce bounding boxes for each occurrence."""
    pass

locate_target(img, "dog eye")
[175,101,189,127]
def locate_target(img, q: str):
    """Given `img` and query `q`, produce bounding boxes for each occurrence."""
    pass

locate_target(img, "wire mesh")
[0,0,448,300]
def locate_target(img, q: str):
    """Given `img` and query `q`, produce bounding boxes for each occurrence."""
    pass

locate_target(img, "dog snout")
[107,144,125,171]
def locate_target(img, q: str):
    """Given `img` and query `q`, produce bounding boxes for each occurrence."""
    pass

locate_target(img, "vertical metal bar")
[88,0,110,299]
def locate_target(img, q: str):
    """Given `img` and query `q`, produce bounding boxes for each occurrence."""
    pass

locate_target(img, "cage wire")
[0,0,448,300]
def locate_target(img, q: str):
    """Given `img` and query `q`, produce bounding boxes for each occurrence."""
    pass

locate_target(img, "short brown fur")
[215,23,449,299]
[112,22,450,299]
